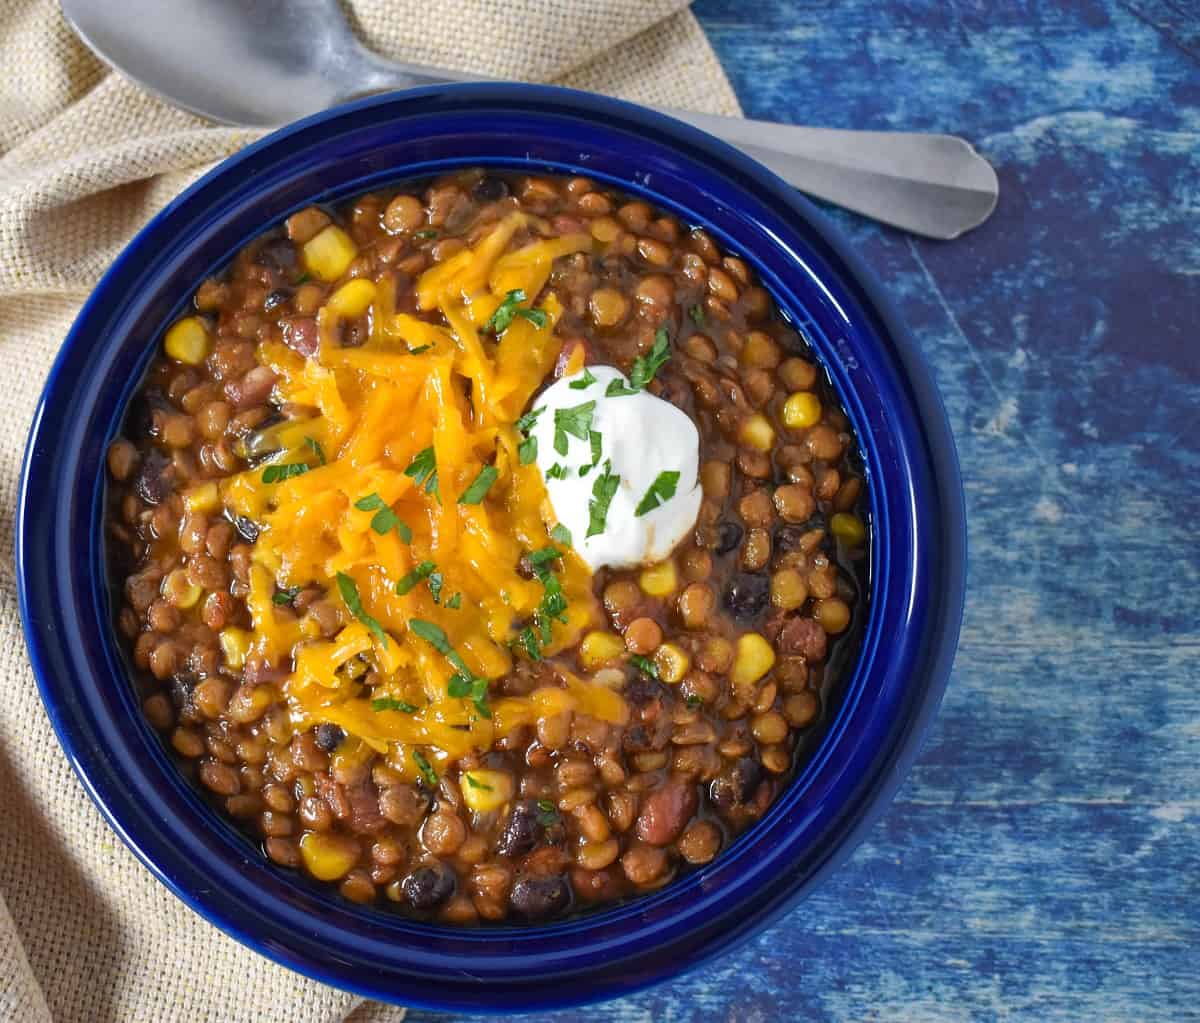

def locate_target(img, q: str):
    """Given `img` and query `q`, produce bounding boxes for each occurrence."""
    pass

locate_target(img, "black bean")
[496,801,542,858]
[709,757,762,811]
[233,516,260,542]
[723,573,769,619]
[402,864,455,910]
[715,521,743,555]
[508,875,570,920]
[257,237,296,271]
[473,176,509,202]
[134,449,174,505]
[314,723,345,752]
[263,288,291,312]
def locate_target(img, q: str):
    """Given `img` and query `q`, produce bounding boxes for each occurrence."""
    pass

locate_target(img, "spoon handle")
[350,55,998,240]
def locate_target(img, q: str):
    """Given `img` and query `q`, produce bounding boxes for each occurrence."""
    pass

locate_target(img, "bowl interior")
[17,84,963,1012]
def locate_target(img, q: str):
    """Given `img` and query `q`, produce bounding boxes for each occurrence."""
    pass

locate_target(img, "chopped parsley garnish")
[458,465,498,505]
[294,272,311,285]
[516,406,544,466]
[446,592,462,610]
[529,556,568,646]
[428,571,445,604]
[335,571,388,647]
[528,546,562,567]
[412,750,439,787]
[688,304,705,326]
[630,653,659,678]
[686,694,703,709]
[586,459,620,538]
[407,343,433,355]
[394,560,436,595]
[414,229,439,240]
[536,799,559,827]
[261,461,309,484]
[546,463,568,480]
[410,619,491,718]
[518,625,542,661]
[465,773,494,792]
[403,446,440,500]
[551,523,572,547]
[606,327,672,395]
[372,697,417,714]
[634,470,681,516]
[484,289,548,333]
[552,400,596,456]
[355,492,413,542]
[304,436,326,465]
[272,586,300,606]
[569,368,597,390]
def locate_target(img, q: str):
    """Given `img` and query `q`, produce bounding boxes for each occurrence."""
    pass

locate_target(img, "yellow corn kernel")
[163,316,211,365]
[653,642,690,684]
[219,628,252,670]
[782,391,823,429]
[830,512,867,546]
[739,413,776,452]
[164,568,202,609]
[579,631,626,671]
[461,769,515,812]
[731,633,776,686]
[325,278,376,318]
[302,225,358,281]
[639,559,678,597]
[182,481,220,515]
[299,832,359,881]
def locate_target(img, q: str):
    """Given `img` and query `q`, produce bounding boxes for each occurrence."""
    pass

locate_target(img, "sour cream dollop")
[529,365,702,571]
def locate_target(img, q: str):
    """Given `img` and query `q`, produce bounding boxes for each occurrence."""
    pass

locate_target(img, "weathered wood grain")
[409,1,1200,1018]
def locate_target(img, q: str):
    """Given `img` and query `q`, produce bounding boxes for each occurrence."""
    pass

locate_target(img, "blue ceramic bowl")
[17,84,965,1012]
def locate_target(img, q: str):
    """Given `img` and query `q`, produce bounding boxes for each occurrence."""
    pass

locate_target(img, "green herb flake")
[446,592,462,610]
[586,460,620,538]
[518,434,538,465]
[528,546,561,566]
[411,619,491,717]
[485,288,547,333]
[569,368,597,390]
[551,523,572,547]
[372,697,417,714]
[686,694,703,709]
[407,343,433,355]
[335,571,388,647]
[272,586,301,606]
[304,436,326,465]
[414,229,439,240]
[354,493,384,511]
[458,464,498,505]
[412,750,438,787]
[606,327,672,396]
[688,304,705,327]
[552,401,596,457]
[516,406,545,434]
[465,773,494,792]
[518,625,542,661]
[546,463,568,480]
[294,272,311,285]
[403,446,440,500]
[394,560,436,595]
[630,653,659,678]
[261,462,310,484]
[634,469,681,516]
[356,493,412,542]
[536,799,559,827]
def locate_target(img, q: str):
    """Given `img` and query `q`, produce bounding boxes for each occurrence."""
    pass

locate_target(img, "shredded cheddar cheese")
[220,218,622,767]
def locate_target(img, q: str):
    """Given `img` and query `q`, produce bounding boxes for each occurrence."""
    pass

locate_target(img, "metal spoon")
[61,0,998,239]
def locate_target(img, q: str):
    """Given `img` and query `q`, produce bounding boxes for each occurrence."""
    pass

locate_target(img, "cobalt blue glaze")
[16,83,964,1013]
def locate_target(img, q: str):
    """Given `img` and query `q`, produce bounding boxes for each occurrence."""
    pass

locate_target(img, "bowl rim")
[16,81,965,1012]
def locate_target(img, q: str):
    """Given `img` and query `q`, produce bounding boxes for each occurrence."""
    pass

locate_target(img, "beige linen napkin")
[0,1,738,1020]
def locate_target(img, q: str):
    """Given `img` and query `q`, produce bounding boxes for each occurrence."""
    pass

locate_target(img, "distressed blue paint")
[406,1,1200,1019]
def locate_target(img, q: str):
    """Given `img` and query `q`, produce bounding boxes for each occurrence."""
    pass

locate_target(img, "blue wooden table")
[410,2,1200,1018]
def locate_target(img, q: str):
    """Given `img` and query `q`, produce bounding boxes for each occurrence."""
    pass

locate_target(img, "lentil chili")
[106,169,869,924]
